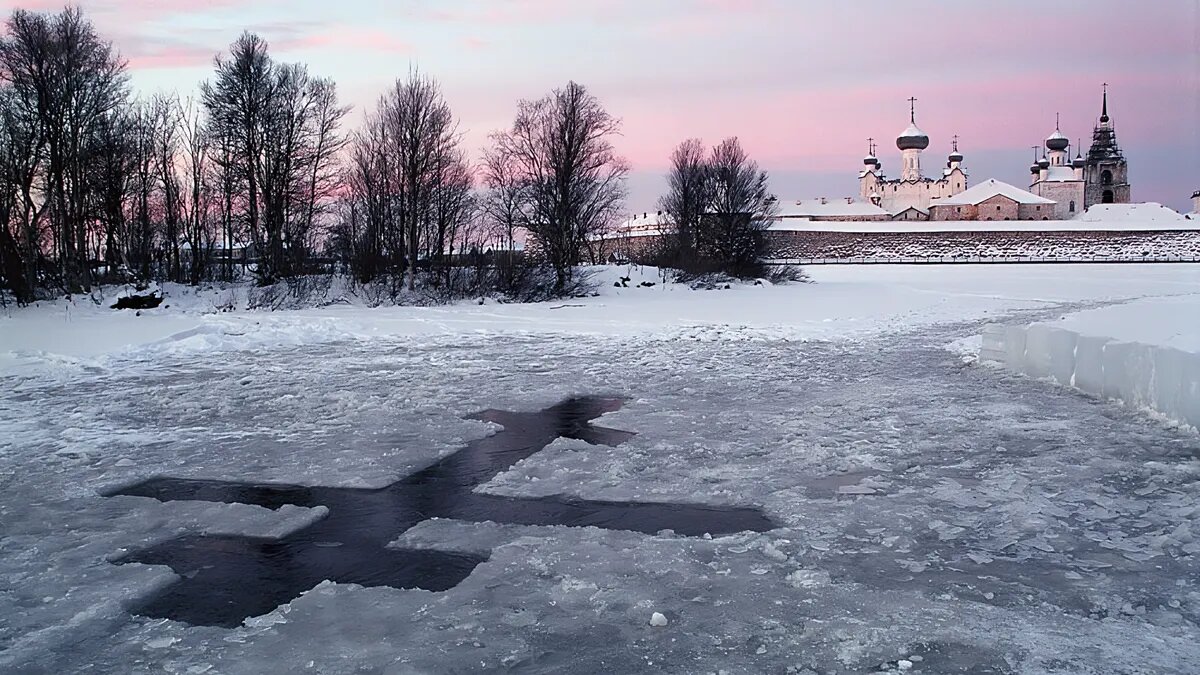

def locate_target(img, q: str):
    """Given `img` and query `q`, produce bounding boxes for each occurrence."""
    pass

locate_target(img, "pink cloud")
[272,27,412,55]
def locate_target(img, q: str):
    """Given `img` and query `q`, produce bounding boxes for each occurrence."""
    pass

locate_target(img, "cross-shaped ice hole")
[105,397,776,627]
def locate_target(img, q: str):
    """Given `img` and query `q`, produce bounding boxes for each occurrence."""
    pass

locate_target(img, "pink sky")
[5,0,1197,210]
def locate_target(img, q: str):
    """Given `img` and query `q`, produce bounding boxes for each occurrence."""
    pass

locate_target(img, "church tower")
[896,98,929,181]
[1084,85,1131,207]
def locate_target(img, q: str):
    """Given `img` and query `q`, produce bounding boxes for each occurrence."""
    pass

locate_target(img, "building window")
[1103,189,1115,203]
[1069,200,1076,213]
[956,207,961,213]
[1102,170,1113,186]
[1036,205,1041,211]
[996,205,1001,211]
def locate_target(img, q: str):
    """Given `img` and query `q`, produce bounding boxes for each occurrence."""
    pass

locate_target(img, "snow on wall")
[980,323,1200,430]
[767,229,1200,261]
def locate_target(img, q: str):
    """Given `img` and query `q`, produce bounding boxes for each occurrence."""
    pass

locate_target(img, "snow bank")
[1050,294,1200,352]
[981,323,1200,429]
[6,264,1200,370]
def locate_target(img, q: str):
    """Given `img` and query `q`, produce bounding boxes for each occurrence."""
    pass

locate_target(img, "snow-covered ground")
[3,264,1200,673]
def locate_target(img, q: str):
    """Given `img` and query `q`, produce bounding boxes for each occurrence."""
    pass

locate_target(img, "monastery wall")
[593,229,1200,264]
[765,229,1200,261]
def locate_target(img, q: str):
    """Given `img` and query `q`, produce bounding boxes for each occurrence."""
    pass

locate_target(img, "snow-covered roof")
[1075,203,1185,223]
[178,240,250,251]
[935,179,1055,206]
[604,211,673,238]
[1034,166,1081,183]
[619,211,672,229]
[898,123,926,139]
[776,198,889,218]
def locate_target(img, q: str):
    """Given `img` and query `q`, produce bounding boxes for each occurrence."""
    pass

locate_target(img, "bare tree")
[176,97,211,284]
[657,137,712,268]
[489,81,627,292]
[0,7,129,291]
[700,137,776,277]
[480,143,526,280]
[202,34,346,283]
[345,70,465,289]
[202,32,272,279]
[0,83,44,301]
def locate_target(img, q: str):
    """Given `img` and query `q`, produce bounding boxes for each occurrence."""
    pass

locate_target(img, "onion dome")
[1038,156,1050,169]
[863,154,879,166]
[948,150,963,163]
[1072,153,1086,169]
[1046,129,1069,152]
[896,123,929,151]
[1030,162,1041,175]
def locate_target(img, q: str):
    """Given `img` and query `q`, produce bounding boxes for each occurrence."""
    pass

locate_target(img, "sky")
[4,0,1199,212]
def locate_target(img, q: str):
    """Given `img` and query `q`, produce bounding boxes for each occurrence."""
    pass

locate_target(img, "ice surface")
[3,264,1200,672]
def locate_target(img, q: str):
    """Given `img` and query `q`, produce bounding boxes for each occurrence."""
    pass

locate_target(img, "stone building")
[1084,86,1131,207]
[859,100,967,218]
[1029,116,1086,219]
[929,179,1056,221]
[1190,189,1199,216]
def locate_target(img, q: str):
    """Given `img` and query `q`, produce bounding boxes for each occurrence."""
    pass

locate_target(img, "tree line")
[0,6,777,305]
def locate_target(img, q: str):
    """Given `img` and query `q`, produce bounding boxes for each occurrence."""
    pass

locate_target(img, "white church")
[858,98,967,220]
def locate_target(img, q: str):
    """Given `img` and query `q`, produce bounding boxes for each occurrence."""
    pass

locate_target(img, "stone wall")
[765,229,1200,260]
[591,228,1200,264]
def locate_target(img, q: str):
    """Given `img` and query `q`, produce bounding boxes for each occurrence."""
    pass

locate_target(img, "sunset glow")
[5,0,1197,209]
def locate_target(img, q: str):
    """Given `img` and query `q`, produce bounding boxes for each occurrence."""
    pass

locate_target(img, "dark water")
[106,397,775,627]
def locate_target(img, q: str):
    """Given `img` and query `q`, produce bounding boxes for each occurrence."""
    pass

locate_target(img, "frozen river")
[3,303,1199,673]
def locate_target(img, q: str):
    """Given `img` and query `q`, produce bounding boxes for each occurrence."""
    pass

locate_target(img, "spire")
[1055,112,1060,131]
[1100,83,1109,124]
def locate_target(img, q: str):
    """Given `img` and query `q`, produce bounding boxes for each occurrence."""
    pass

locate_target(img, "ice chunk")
[1045,327,1078,387]
[649,612,668,627]
[1073,334,1111,396]
[978,323,1006,363]
[1022,324,1054,379]
[1003,325,1027,370]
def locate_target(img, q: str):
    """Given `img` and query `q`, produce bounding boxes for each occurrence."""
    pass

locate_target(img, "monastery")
[858,87,1132,222]
[600,87,1198,265]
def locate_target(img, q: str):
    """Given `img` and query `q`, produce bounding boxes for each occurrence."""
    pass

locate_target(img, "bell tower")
[1084,84,1131,207]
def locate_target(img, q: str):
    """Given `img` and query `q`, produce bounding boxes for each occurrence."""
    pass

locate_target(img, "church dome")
[948,150,963,163]
[1030,162,1041,174]
[1072,154,1086,169]
[1046,129,1069,152]
[1038,157,1050,169]
[863,154,879,166]
[896,123,929,151]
